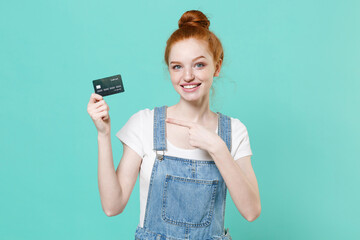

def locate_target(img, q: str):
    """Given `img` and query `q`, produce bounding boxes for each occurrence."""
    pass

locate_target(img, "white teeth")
[183,84,199,89]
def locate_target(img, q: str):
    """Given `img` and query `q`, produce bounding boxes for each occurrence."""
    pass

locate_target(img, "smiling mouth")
[181,83,202,89]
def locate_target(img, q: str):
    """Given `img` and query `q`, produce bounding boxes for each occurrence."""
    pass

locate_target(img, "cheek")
[169,77,179,89]
[196,70,214,82]
[171,79,178,87]
[170,71,181,83]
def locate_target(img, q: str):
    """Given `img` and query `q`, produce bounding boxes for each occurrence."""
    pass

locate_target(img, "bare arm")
[209,142,261,222]
[87,93,142,217]
[97,132,142,217]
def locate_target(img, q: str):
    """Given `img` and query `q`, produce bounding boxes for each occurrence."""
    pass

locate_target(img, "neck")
[172,96,213,123]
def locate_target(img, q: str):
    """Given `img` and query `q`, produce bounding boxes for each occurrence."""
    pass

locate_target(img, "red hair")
[164,10,224,67]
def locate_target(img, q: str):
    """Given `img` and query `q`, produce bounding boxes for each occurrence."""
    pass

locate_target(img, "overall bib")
[135,106,232,240]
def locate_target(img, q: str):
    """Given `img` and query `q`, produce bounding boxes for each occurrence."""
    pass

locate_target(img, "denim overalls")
[135,105,232,240]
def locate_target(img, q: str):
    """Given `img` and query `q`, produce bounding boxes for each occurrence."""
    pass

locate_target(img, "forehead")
[168,38,212,62]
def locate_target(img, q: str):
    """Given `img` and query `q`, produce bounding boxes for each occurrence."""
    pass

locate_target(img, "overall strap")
[153,105,167,151]
[217,112,232,152]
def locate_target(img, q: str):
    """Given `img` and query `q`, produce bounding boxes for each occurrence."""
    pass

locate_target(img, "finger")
[165,118,194,128]
[95,110,108,121]
[94,105,107,113]
[94,100,106,109]
[101,111,109,121]
[90,93,103,103]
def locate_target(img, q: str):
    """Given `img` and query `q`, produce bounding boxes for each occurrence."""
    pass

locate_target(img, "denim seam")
[163,155,216,164]
[164,105,168,151]
[135,226,185,240]
[207,179,219,226]
[153,107,158,151]
[159,105,166,150]
[222,185,227,229]
[161,175,219,228]
[166,175,219,184]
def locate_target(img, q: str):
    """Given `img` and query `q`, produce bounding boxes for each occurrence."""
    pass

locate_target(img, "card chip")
[92,74,124,97]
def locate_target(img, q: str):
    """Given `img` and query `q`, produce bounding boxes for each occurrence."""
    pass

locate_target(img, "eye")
[172,65,182,70]
[195,62,205,68]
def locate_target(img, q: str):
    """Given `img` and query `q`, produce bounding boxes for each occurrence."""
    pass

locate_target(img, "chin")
[178,91,205,101]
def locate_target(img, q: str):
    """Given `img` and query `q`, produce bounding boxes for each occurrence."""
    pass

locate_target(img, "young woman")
[87,10,261,240]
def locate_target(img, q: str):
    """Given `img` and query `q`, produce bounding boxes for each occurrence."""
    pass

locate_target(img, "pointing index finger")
[165,118,194,128]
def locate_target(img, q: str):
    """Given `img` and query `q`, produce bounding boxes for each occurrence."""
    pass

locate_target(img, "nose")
[184,68,195,82]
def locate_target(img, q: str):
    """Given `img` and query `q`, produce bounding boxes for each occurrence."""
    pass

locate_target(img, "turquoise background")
[1,0,359,239]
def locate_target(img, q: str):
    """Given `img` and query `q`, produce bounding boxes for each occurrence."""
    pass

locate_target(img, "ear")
[214,58,223,77]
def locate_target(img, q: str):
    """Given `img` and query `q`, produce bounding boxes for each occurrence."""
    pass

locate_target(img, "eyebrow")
[170,56,206,65]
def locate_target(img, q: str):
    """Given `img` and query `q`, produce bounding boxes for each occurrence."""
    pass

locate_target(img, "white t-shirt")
[116,108,253,228]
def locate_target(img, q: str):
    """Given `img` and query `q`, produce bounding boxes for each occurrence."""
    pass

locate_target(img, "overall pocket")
[161,174,219,227]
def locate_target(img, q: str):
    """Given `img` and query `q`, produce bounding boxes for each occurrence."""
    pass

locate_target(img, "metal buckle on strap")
[156,150,165,161]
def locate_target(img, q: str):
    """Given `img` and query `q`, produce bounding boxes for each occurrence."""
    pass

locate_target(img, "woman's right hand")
[87,93,111,135]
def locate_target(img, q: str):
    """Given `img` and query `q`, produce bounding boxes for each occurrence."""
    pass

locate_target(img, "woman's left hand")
[165,117,224,154]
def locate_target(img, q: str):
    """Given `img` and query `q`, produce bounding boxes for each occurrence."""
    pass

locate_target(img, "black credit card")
[92,74,125,97]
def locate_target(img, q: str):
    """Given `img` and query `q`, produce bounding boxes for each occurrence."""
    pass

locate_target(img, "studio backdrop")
[1,0,359,239]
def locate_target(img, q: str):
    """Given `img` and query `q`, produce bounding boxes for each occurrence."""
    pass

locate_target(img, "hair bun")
[178,10,210,30]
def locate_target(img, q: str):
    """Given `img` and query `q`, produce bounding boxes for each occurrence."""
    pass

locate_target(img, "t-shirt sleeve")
[115,110,144,158]
[231,118,253,160]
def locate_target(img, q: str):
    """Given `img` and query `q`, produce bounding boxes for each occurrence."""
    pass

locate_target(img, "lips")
[180,83,201,89]
[180,83,202,92]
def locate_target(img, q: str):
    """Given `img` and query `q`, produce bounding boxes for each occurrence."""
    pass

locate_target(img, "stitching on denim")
[163,155,216,164]
[224,114,231,152]
[222,185,227,229]
[164,105,168,151]
[166,175,219,185]
[191,162,196,178]
[161,182,217,227]
[206,179,218,224]
[153,107,158,151]
[159,106,165,150]
[185,227,189,239]
[135,226,185,240]
[161,174,219,228]
[161,175,169,223]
